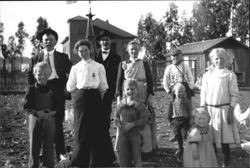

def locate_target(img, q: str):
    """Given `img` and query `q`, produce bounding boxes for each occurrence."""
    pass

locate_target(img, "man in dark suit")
[95,30,121,130]
[27,28,72,161]
[95,30,121,165]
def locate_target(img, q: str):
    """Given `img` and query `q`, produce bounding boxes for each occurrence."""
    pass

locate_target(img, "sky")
[0,1,196,57]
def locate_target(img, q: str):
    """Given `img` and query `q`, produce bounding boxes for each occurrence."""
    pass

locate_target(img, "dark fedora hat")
[37,28,58,41]
[171,48,182,56]
[96,30,113,41]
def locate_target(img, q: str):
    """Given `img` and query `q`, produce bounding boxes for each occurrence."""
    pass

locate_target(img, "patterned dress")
[200,68,240,147]
[183,125,218,167]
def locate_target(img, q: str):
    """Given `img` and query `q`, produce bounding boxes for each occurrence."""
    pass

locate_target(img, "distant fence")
[1,59,198,94]
[0,67,28,94]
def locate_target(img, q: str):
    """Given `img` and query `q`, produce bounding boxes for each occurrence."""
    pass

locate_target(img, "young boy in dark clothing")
[168,83,192,159]
[23,62,56,168]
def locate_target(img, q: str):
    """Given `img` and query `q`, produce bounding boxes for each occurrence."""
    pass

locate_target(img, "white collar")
[102,49,110,53]
[44,49,55,55]
[81,58,92,64]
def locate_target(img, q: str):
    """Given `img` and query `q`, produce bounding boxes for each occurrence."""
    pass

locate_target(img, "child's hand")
[47,110,56,116]
[36,110,48,119]
[123,122,134,131]
[114,118,121,127]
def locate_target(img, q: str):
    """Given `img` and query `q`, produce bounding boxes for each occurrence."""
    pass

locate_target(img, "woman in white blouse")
[66,39,115,167]
[200,48,240,167]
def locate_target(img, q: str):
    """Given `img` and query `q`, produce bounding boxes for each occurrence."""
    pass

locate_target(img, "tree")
[30,17,49,56]
[231,0,249,45]
[7,35,17,81]
[163,3,194,53]
[192,0,232,41]
[15,21,29,63]
[137,13,166,60]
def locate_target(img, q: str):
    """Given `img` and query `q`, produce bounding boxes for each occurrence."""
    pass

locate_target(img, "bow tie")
[102,51,108,54]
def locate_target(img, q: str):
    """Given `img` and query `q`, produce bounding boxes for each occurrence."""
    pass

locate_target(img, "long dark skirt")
[70,89,115,167]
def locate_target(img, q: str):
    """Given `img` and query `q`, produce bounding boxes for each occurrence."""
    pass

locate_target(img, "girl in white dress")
[183,108,218,167]
[200,48,240,167]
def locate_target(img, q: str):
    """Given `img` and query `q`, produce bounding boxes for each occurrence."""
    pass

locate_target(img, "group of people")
[162,47,241,167]
[23,27,242,168]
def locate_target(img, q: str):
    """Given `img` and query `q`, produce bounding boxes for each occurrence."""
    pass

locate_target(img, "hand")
[114,118,121,127]
[123,122,134,131]
[227,106,234,125]
[46,109,56,116]
[117,96,121,105]
[36,110,48,119]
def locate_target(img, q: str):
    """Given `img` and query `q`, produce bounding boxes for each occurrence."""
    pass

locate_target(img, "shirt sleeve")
[229,72,239,107]
[162,66,171,93]
[188,127,201,143]
[134,102,147,127]
[98,64,109,92]
[116,62,125,98]
[66,65,77,93]
[23,87,37,116]
[200,72,208,107]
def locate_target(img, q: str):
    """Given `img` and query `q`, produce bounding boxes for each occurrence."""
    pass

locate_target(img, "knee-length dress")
[183,125,218,167]
[200,68,240,148]
[115,59,155,151]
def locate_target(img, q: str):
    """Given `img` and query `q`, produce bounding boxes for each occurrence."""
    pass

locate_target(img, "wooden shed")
[178,36,250,87]
[61,15,136,64]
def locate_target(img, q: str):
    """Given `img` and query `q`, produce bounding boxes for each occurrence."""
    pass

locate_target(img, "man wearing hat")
[95,30,121,165]
[162,48,194,99]
[95,30,121,130]
[27,28,72,161]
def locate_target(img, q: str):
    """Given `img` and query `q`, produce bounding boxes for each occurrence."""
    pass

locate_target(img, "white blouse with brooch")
[66,59,108,93]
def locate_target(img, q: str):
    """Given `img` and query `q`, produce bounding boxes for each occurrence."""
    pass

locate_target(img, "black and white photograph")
[0,0,249,167]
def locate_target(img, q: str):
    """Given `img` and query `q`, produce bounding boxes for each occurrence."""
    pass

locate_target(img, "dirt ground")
[0,90,249,167]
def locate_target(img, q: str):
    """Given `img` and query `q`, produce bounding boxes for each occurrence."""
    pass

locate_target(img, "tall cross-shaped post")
[86,0,97,58]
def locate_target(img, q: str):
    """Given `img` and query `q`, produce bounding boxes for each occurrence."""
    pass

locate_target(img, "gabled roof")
[66,15,136,39]
[93,18,136,39]
[178,36,249,55]
[67,15,88,22]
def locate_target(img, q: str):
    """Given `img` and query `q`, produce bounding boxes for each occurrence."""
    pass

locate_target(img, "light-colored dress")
[122,60,148,103]
[183,125,218,167]
[200,68,240,147]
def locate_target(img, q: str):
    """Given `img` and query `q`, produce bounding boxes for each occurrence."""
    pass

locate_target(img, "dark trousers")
[103,91,113,130]
[71,89,116,167]
[28,115,55,168]
[48,79,66,159]
[171,117,190,150]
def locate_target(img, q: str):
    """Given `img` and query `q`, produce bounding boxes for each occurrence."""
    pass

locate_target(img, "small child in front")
[168,83,192,158]
[183,108,218,167]
[23,62,56,168]
[114,79,147,167]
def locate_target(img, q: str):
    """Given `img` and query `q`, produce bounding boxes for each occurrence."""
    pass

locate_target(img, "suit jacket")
[95,49,121,100]
[27,50,72,90]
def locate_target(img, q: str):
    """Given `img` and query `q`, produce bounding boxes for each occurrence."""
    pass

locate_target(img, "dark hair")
[37,28,58,41]
[73,39,91,54]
